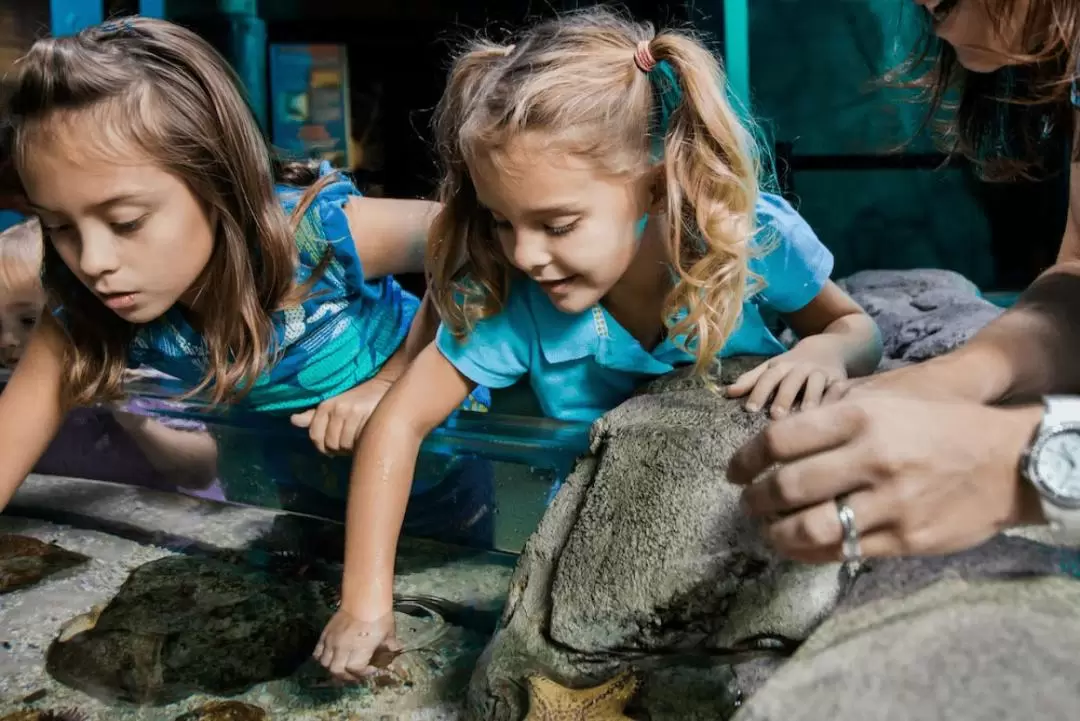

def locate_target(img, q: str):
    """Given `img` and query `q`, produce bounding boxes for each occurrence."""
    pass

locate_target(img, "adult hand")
[727,394,1044,562]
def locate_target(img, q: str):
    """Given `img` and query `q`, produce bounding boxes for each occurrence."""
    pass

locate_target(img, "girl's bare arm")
[0,313,69,511]
[339,343,475,614]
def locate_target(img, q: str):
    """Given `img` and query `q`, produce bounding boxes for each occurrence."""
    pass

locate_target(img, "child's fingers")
[770,367,812,418]
[339,413,366,454]
[725,362,769,398]
[290,408,316,429]
[799,370,830,411]
[308,406,331,456]
[329,639,378,683]
[745,364,788,412]
[323,410,347,454]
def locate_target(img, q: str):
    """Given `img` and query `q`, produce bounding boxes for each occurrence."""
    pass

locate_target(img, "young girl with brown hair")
[0,16,480,514]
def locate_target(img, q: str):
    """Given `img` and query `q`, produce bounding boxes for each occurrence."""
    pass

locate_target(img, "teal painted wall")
[743,0,994,287]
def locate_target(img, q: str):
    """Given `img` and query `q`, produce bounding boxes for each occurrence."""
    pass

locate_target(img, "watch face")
[1033,428,1080,505]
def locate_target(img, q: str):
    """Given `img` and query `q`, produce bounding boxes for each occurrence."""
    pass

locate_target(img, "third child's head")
[429,8,763,370]
[0,218,44,368]
[4,17,309,404]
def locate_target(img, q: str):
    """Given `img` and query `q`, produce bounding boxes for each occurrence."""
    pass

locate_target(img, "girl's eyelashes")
[546,220,578,236]
[111,215,148,235]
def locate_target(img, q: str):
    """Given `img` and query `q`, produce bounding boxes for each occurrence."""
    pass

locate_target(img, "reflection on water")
[2,368,589,555]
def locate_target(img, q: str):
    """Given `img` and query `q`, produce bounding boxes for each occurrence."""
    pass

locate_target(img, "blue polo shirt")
[436,192,833,423]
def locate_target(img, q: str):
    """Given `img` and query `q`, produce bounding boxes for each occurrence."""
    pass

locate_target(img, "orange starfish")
[523,670,640,720]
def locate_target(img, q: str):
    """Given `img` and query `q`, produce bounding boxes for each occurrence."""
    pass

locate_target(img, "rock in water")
[44,555,334,704]
[0,535,90,594]
[467,359,849,721]
[0,711,89,721]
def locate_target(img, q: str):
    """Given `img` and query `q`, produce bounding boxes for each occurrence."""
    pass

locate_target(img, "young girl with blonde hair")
[314,8,881,681]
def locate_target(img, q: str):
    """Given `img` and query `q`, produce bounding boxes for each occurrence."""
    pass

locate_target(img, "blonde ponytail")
[646,32,763,376]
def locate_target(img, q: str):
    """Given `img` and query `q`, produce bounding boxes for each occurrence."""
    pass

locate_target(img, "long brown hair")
[896,0,1079,181]
[2,16,331,408]
[428,7,762,377]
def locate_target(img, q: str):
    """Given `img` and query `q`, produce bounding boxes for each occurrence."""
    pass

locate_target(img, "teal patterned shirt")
[128,164,420,413]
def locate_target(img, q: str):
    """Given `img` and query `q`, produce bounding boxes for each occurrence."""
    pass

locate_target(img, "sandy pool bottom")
[0,475,517,720]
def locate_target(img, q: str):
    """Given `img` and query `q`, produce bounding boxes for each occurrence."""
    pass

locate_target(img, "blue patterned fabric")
[128,164,420,414]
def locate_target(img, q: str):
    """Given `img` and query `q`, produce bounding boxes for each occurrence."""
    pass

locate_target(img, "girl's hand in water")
[290,377,394,455]
[726,336,849,418]
[315,607,402,683]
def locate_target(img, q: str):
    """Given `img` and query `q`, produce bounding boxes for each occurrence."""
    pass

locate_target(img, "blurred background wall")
[0,0,1070,292]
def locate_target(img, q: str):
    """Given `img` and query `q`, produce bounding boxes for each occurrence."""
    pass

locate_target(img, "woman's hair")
[0,217,44,293]
[2,16,332,409]
[428,7,763,376]
[895,0,1079,181]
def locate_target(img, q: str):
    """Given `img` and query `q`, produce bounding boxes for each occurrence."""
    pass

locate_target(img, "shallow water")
[0,376,585,719]
[0,479,517,719]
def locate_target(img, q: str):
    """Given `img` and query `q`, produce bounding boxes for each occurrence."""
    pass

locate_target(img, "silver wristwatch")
[1020,396,1080,538]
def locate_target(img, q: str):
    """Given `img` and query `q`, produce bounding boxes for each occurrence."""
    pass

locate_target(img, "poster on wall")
[268,43,353,169]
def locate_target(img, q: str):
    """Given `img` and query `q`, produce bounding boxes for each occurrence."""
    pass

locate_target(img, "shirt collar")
[523,282,684,374]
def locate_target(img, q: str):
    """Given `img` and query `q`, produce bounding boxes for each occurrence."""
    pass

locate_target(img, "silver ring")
[835,495,862,564]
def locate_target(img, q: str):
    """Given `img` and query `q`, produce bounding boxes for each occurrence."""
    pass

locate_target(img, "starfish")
[523,670,640,720]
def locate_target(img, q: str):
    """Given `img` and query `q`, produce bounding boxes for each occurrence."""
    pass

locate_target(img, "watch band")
[1044,396,1080,428]
[1033,396,1080,538]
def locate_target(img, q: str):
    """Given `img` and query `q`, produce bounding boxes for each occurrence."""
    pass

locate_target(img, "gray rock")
[466,358,847,721]
[732,538,1080,721]
[837,268,980,297]
[898,290,1002,362]
[837,269,1002,366]
[776,269,1000,367]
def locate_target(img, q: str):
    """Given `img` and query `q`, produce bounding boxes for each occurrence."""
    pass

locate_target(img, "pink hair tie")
[634,40,656,73]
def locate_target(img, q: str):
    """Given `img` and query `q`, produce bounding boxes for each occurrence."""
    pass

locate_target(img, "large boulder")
[732,537,1080,721]
[466,358,849,721]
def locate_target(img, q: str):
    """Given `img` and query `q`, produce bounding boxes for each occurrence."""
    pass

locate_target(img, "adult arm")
[841,162,1080,404]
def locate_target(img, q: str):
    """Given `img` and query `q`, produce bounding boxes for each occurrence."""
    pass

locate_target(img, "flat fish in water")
[45,555,331,705]
[173,701,267,721]
[0,535,90,594]
[0,710,90,721]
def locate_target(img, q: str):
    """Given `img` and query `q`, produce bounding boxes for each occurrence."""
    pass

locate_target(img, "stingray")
[0,535,90,595]
[45,554,464,705]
